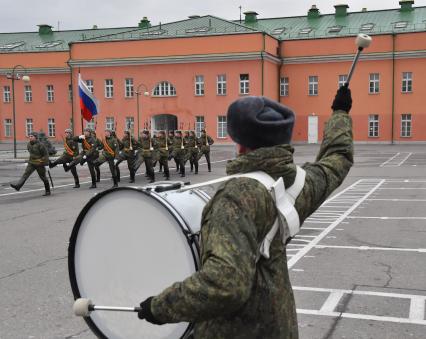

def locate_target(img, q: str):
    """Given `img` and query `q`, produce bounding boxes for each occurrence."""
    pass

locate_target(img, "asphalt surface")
[1,144,426,339]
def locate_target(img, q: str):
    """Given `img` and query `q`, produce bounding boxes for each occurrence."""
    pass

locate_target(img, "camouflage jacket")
[151,110,353,339]
[156,136,172,158]
[198,134,214,153]
[27,140,49,166]
[100,136,119,159]
[63,137,79,157]
[73,135,99,159]
[119,136,138,156]
[138,137,157,158]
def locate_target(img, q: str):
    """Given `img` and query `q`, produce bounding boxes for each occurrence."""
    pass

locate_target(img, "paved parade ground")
[1,144,426,339]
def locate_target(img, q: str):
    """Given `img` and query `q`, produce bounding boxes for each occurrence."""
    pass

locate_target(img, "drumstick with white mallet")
[73,298,142,317]
[345,33,372,86]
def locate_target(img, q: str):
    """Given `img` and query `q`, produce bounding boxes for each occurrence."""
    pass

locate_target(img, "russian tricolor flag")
[79,74,99,122]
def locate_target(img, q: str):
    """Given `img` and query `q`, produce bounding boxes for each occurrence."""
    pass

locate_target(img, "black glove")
[137,297,164,324]
[331,84,352,113]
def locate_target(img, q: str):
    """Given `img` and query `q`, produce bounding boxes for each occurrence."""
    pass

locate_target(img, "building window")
[125,78,134,98]
[24,85,32,102]
[369,73,380,94]
[68,84,73,102]
[280,77,289,96]
[48,118,55,137]
[368,114,379,137]
[402,72,412,93]
[4,119,12,137]
[46,85,54,102]
[152,81,176,96]
[195,75,205,96]
[125,116,135,135]
[86,80,94,93]
[26,118,33,136]
[105,79,114,98]
[217,74,226,95]
[86,119,95,130]
[217,115,227,138]
[308,76,318,96]
[195,116,205,137]
[239,74,249,95]
[106,117,115,131]
[401,114,412,138]
[3,86,11,103]
[338,75,348,88]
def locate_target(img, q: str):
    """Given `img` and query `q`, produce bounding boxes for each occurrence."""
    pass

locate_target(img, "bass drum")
[68,186,210,339]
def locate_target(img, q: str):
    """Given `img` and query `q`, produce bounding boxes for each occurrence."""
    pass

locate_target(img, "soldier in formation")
[155,130,172,180]
[94,128,119,188]
[171,130,187,177]
[10,132,51,196]
[116,130,138,183]
[198,129,214,172]
[136,130,157,183]
[137,87,354,338]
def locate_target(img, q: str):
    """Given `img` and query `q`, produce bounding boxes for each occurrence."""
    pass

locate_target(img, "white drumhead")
[72,188,198,339]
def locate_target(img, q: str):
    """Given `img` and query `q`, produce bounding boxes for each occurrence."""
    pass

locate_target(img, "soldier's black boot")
[116,166,121,182]
[180,166,185,178]
[96,167,101,182]
[43,181,51,196]
[208,162,211,172]
[164,168,170,180]
[159,163,163,172]
[148,176,155,184]
[49,160,57,169]
[89,179,97,189]
[194,162,198,175]
[10,181,23,192]
[129,171,135,183]
[73,178,80,188]
[112,176,118,188]
[190,161,193,172]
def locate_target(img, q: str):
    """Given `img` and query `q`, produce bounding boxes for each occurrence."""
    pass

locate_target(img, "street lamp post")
[135,83,149,136]
[6,65,30,159]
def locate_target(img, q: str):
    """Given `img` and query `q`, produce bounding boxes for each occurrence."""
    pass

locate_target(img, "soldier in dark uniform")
[94,129,120,188]
[187,130,200,174]
[137,130,157,183]
[171,130,187,177]
[116,130,139,183]
[137,88,354,339]
[168,130,179,172]
[38,129,57,156]
[197,129,214,172]
[156,130,172,180]
[91,129,102,182]
[67,128,99,189]
[10,132,51,196]
[49,128,80,188]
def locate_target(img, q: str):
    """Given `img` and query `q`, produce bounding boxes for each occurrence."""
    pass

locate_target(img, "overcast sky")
[1,0,426,32]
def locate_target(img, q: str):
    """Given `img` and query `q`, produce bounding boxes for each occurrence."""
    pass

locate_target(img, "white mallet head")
[73,298,92,317]
[356,34,372,49]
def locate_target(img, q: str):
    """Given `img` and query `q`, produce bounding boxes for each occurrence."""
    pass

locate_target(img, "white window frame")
[338,75,348,88]
[308,76,318,96]
[368,114,379,138]
[25,118,33,137]
[195,75,205,96]
[239,74,250,95]
[24,85,32,102]
[46,85,54,102]
[125,78,134,98]
[105,79,114,98]
[48,118,56,137]
[402,72,412,93]
[195,116,204,137]
[4,119,12,137]
[125,116,135,134]
[217,115,227,138]
[86,80,94,93]
[401,114,412,138]
[3,86,11,103]
[86,119,95,130]
[217,74,226,95]
[152,82,177,97]
[106,117,115,131]
[280,77,289,96]
[369,73,380,94]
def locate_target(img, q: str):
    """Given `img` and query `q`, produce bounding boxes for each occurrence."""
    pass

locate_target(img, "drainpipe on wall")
[261,32,265,96]
[67,60,75,136]
[278,40,283,100]
[391,33,396,144]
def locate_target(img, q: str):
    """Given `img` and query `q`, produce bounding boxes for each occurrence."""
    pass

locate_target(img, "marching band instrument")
[345,33,372,86]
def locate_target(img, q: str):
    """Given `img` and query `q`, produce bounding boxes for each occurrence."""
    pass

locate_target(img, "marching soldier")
[198,129,214,172]
[67,128,99,189]
[137,89,354,338]
[49,128,80,188]
[171,130,187,177]
[116,130,139,183]
[91,129,102,182]
[10,132,51,196]
[94,129,120,188]
[156,130,172,180]
[137,130,157,183]
[187,130,200,174]
[168,130,179,172]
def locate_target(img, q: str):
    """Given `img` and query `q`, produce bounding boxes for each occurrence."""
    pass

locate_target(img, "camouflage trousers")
[94,154,117,179]
[13,163,49,190]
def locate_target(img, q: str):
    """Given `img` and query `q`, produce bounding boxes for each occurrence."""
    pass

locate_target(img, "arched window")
[152,81,177,97]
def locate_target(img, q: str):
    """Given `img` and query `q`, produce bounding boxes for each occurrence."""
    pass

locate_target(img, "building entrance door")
[151,114,178,132]
[308,115,318,144]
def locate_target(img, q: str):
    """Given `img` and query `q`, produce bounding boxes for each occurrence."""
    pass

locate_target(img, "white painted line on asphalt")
[295,235,317,238]
[292,269,304,272]
[302,227,326,230]
[287,179,385,269]
[319,291,345,312]
[409,297,426,321]
[314,244,426,253]
[397,152,413,166]
[379,187,426,190]
[379,152,400,167]
[303,256,316,258]
[346,216,426,220]
[367,198,426,202]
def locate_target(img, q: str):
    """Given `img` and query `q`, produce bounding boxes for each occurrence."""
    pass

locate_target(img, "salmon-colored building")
[1,0,425,144]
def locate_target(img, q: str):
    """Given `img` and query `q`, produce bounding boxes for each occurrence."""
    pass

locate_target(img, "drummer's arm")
[150,181,258,323]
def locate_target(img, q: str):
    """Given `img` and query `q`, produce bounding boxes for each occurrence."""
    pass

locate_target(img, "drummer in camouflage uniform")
[94,128,120,188]
[10,132,51,196]
[49,128,80,188]
[138,86,354,339]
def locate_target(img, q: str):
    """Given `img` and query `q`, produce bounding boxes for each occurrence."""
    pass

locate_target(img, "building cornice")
[0,67,70,75]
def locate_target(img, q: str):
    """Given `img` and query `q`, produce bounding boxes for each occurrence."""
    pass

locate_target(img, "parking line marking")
[346,216,426,220]
[409,297,426,320]
[320,291,345,312]
[398,152,413,166]
[314,244,426,253]
[380,153,400,167]
[367,199,426,202]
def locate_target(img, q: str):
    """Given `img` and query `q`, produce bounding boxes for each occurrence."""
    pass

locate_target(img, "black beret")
[29,131,38,138]
[227,96,295,149]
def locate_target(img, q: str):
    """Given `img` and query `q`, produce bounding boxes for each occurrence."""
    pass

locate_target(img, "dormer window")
[360,23,375,31]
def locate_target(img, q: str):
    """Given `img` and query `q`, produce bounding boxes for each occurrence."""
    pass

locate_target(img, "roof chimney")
[334,4,349,17]
[399,0,414,12]
[138,17,151,29]
[188,15,201,19]
[244,11,259,24]
[308,5,320,19]
[38,24,53,35]
[361,8,367,12]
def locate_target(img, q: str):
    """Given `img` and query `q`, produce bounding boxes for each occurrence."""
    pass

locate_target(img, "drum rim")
[68,186,198,339]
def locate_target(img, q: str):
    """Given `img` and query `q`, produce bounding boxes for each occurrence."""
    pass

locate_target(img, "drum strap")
[236,167,306,261]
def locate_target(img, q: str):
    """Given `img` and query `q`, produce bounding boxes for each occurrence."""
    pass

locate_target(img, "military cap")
[105,128,113,133]
[64,128,72,134]
[84,127,92,132]
[227,96,295,149]
[28,131,38,138]
[142,129,149,135]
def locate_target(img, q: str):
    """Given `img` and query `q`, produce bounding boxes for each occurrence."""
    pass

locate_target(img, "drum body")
[68,186,210,339]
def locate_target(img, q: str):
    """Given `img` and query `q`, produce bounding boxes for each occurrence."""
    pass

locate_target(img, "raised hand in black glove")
[331,84,352,113]
[137,297,164,325]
